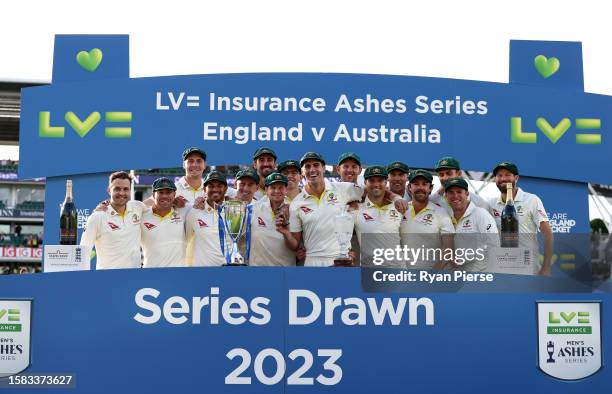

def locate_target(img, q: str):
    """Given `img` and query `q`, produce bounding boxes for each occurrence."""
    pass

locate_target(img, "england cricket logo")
[536,301,603,380]
[0,299,32,378]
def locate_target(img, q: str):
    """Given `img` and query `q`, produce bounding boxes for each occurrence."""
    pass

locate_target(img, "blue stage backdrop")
[0,35,608,393]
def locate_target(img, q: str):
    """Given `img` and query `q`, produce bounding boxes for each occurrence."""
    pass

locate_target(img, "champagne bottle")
[500,182,519,247]
[60,179,78,245]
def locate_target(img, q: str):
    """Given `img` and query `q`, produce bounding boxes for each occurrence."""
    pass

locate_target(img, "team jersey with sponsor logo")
[249,198,296,266]
[289,180,363,266]
[451,202,499,272]
[400,201,455,268]
[488,188,549,274]
[80,200,145,270]
[140,207,189,268]
[488,188,549,234]
[351,196,402,267]
[185,202,226,266]
[175,176,237,203]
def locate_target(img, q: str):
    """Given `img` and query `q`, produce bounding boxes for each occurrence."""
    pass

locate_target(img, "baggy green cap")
[409,169,433,183]
[152,177,177,191]
[203,170,227,186]
[338,152,361,166]
[253,147,277,160]
[493,161,519,176]
[364,165,388,179]
[435,156,460,171]
[444,177,469,191]
[182,147,207,161]
[235,168,260,184]
[386,161,409,174]
[300,152,326,167]
[265,172,289,186]
[278,160,300,172]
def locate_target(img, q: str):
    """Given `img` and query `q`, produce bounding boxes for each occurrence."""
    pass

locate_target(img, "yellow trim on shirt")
[153,209,174,221]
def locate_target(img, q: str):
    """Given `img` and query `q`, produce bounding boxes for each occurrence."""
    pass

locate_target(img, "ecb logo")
[536,301,603,380]
[38,111,132,138]
[511,117,601,145]
[0,299,32,378]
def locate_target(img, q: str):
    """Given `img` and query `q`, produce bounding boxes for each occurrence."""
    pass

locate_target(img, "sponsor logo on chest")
[300,206,314,214]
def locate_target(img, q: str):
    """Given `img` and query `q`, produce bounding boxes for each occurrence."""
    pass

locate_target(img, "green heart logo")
[76,48,103,72]
[534,55,560,78]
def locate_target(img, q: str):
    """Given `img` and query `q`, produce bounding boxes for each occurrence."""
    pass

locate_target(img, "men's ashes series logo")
[0,300,32,378]
[536,301,603,380]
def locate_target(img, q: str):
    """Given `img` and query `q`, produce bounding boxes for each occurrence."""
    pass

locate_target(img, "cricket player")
[487,162,553,276]
[80,171,145,269]
[234,168,260,204]
[337,152,363,186]
[400,169,454,269]
[277,159,305,264]
[278,160,302,201]
[289,152,407,267]
[252,147,277,200]
[289,152,363,266]
[351,165,403,267]
[173,147,236,206]
[337,152,364,263]
[445,177,498,271]
[387,161,410,200]
[431,156,489,213]
[250,173,297,266]
[185,170,227,266]
[140,178,190,268]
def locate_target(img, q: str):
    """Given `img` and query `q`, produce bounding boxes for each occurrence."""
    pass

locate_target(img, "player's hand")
[296,246,306,260]
[174,196,188,208]
[275,217,289,234]
[192,197,206,210]
[348,250,356,262]
[538,266,552,277]
[346,201,359,212]
[95,200,110,212]
[393,198,408,214]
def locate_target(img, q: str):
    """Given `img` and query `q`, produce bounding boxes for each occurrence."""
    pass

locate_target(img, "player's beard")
[412,190,429,203]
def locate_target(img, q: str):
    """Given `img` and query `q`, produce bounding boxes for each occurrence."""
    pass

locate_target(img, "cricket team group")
[79,146,554,275]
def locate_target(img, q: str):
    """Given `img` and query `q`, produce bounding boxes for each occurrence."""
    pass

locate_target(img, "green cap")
[444,177,469,191]
[409,169,433,183]
[277,160,301,173]
[387,161,409,174]
[493,161,519,176]
[364,165,388,179]
[338,152,361,166]
[253,147,277,160]
[435,156,460,171]
[235,168,260,184]
[182,147,207,161]
[152,177,177,191]
[265,172,288,186]
[203,170,227,186]
[300,152,326,167]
